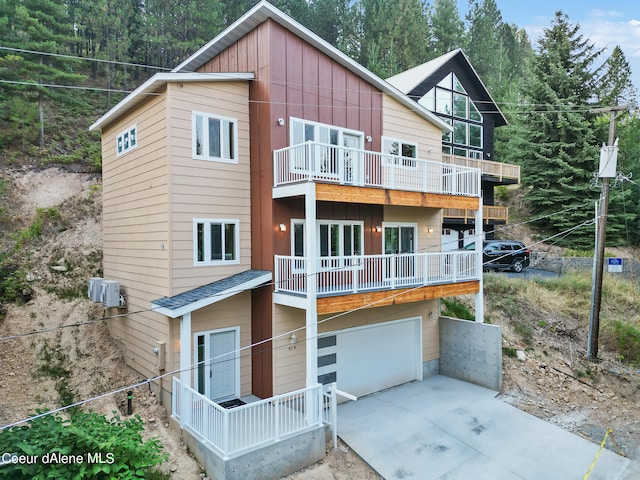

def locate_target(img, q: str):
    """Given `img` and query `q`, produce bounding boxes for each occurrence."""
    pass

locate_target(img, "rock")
[517,350,526,362]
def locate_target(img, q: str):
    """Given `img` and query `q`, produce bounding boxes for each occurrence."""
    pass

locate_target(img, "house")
[89,2,501,479]
[387,49,520,250]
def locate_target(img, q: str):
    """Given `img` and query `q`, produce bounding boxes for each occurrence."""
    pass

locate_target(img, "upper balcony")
[274,142,480,198]
[442,154,520,184]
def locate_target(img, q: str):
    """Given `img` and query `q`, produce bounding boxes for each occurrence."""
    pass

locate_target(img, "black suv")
[465,240,531,273]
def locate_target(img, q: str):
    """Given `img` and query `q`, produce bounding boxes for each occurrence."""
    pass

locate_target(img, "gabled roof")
[386,50,460,94]
[89,72,255,131]
[173,0,451,132]
[386,49,507,127]
[152,270,272,318]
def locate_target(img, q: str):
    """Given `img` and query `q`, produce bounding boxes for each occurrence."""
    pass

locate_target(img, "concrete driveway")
[337,376,632,480]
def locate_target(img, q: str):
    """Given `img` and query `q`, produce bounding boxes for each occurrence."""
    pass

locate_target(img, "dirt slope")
[0,167,637,479]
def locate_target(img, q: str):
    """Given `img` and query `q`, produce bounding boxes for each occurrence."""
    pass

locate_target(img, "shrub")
[441,297,474,320]
[0,410,167,479]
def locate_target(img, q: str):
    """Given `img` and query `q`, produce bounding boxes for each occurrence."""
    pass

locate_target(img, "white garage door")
[318,317,422,398]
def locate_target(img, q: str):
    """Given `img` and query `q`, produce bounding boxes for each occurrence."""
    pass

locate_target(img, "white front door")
[195,328,239,401]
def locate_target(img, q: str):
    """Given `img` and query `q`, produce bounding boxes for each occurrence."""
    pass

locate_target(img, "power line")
[0,201,596,342]
[0,217,598,431]
[0,46,171,71]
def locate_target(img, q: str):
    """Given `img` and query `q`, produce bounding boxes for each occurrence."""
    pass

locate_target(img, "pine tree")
[428,0,464,58]
[598,46,638,109]
[0,0,85,148]
[509,12,605,248]
[358,0,430,77]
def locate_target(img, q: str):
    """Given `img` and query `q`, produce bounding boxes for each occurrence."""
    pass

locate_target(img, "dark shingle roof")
[152,270,271,317]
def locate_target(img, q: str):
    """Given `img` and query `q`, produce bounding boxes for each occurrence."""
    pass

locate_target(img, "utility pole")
[587,106,626,361]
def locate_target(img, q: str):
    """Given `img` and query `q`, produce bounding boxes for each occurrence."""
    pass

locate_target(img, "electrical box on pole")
[598,139,619,178]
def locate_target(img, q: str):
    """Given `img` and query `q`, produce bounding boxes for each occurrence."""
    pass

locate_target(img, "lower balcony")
[274,251,480,297]
[443,205,509,224]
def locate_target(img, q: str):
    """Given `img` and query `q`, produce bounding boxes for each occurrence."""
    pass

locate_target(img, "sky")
[456,0,640,95]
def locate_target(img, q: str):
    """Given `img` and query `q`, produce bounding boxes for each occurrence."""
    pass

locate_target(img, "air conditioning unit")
[88,277,103,302]
[100,280,121,308]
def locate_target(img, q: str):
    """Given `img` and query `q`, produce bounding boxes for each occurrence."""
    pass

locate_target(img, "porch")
[274,142,480,197]
[171,378,340,479]
[171,378,336,460]
[274,251,479,296]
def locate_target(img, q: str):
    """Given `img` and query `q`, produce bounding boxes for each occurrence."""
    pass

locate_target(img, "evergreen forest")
[1,0,639,248]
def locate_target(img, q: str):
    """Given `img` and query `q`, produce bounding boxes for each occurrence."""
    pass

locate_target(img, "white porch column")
[474,198,484,323]
[304,182,318,387]
[180,312,192,387]
[179,312,191,427]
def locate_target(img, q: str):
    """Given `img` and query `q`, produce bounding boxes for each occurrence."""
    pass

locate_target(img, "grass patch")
[441,297,474,320]
[503,347,518,358]
[603,319,640,366]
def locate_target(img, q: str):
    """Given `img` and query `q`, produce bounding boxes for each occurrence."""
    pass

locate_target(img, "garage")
[318,317,423,398]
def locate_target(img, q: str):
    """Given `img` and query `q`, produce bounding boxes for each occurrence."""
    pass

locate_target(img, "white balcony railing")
[274,251,479,296]
[274,142,480,197]
[172,378,327,460]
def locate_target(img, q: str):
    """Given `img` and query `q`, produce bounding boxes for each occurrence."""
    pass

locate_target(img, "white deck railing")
[172,378,326,459]
[274,251,479,296]
[274,142,480,197]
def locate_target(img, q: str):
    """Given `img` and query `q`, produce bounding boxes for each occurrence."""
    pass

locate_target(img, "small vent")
[88,277,103,302]
[100,280,121,308]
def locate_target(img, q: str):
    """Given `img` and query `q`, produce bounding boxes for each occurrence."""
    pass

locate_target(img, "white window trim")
[193,218,240,266]
[192,111,239,164]
[317,219,364,257]
[289,117,364,147]
[382,222,418,254]
[116,125,137,157]
[381,136,419,168]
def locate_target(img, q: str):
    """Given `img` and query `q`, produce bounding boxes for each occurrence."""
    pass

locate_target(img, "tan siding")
[166,82,252,294]
[383,205,442,252]
[101,88,172,383]
[382,94,442,161]
[102,88,170,302]
[272,305,306,395]
[189,293,253,396]
[108,310,171,382]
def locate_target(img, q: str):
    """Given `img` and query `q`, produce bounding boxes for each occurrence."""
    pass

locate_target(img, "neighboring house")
[89,3,501,479]
[387,49,520,250]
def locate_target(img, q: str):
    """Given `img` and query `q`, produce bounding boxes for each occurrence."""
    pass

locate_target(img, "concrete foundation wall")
[182,425,326,480]
[423,358,439,379]
[439,317,502,391]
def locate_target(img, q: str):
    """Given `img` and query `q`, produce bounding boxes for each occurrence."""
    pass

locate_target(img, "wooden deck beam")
[315,184,479,209]
[316,281,480,315]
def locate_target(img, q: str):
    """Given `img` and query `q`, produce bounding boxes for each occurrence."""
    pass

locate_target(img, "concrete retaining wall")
[181,424,326,480]
[439,316,502,392]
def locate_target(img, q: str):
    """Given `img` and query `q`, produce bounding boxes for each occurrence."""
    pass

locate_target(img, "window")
[193,219,239,265]
[117,125,137,156]
[420,73,484,156]
[469,124,482,148]
[453,121,467,146]
[192,112,237,163]
[382,137,418,167]
[319,221,363,257]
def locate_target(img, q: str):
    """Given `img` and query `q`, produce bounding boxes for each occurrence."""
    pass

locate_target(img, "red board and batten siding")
[198,19,384,397]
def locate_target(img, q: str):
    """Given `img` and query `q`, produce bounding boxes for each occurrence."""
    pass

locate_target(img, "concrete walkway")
[337,376,632,480]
